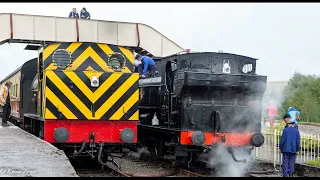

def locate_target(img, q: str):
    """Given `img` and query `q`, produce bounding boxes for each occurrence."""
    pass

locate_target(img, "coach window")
[15,84,18,97]
[12,84,16,97]
[31,74,38,92]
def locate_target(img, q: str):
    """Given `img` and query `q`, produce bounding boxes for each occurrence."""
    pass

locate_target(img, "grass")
[305,160,320,167]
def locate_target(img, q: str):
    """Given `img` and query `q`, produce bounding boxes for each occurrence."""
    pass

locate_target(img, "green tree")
[280,72,320,123]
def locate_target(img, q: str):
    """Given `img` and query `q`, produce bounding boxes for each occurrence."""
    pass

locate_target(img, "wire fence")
[254,128,320,168]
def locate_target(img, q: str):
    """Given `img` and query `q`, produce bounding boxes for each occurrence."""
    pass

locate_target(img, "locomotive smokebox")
[54,127,70,143]
[250,132,264,147]
[191,131,206,146]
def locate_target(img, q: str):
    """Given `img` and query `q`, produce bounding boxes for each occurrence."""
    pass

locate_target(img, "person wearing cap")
[135,54,156,78]
[280,114,291,130]
[80,8,91,19]
[69,8,79,18]
[279,117,300,177]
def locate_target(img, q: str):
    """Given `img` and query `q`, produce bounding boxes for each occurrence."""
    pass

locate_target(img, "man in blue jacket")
[135,54,156,78]
[80,8,91,19]
[279,117,300,177]
[69,8,79,18]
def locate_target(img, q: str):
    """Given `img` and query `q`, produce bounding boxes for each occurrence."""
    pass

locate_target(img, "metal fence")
[254,128,320,168]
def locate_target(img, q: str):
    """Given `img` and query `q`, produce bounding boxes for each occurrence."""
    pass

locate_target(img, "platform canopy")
[0,13,185,57]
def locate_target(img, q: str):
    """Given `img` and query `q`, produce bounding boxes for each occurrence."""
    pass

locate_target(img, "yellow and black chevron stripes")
[43,42,135,73]
[44,71,139,121]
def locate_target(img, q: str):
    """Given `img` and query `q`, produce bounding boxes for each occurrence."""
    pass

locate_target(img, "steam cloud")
[206,145,254,177]
[202,82,271,177]
[262,82,287,115]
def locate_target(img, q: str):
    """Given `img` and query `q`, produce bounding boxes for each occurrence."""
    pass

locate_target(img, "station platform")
[0,118,78,177]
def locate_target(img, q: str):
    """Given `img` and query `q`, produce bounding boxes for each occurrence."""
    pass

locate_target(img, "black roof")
[153,52,258,61]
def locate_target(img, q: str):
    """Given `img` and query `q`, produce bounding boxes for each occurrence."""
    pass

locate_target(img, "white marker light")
[91,75,99,87]
[222,60,231,74]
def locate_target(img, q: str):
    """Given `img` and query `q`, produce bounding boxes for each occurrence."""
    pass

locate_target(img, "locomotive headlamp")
[120,128,135,143]
[222,60,231,74]
[191,131,206,146]
[251,132,264,147]
[53,127,70,143]
[91,72,99,87]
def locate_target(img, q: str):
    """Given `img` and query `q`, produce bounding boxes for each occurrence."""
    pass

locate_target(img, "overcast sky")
[0,3,319,81]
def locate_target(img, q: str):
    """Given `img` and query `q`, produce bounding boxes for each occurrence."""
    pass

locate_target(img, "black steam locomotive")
[137,52,267,167]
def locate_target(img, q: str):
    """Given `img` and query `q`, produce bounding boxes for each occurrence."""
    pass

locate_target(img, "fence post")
[317,134,320,160]
[273,128,277,169]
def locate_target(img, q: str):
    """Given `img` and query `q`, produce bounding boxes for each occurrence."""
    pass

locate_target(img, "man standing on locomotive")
[135,54,156,78]
[0,81,17,127]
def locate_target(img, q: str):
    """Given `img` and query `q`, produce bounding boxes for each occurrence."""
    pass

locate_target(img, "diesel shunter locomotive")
[1,42,140,169]
[137,52,267,167]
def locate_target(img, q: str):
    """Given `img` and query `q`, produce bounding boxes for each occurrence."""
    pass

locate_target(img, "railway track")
[75,150,320,177]
[77,165,205,177]
[173,168,207,177]
[246,170,280,177]
[74,153,207,177]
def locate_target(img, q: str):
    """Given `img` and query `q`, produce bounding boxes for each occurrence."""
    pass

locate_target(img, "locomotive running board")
[0,13,185,57]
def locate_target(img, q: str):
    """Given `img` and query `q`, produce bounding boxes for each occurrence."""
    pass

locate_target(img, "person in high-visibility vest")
[0,81,17,127]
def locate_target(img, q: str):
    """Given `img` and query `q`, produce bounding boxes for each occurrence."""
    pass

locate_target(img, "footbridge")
[0,13,185,57]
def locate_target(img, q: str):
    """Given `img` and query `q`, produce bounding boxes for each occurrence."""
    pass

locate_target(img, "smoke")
[262,81,288,116]
[201,81,269,177]
[126,147,150,160]
[206,145,254,177]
